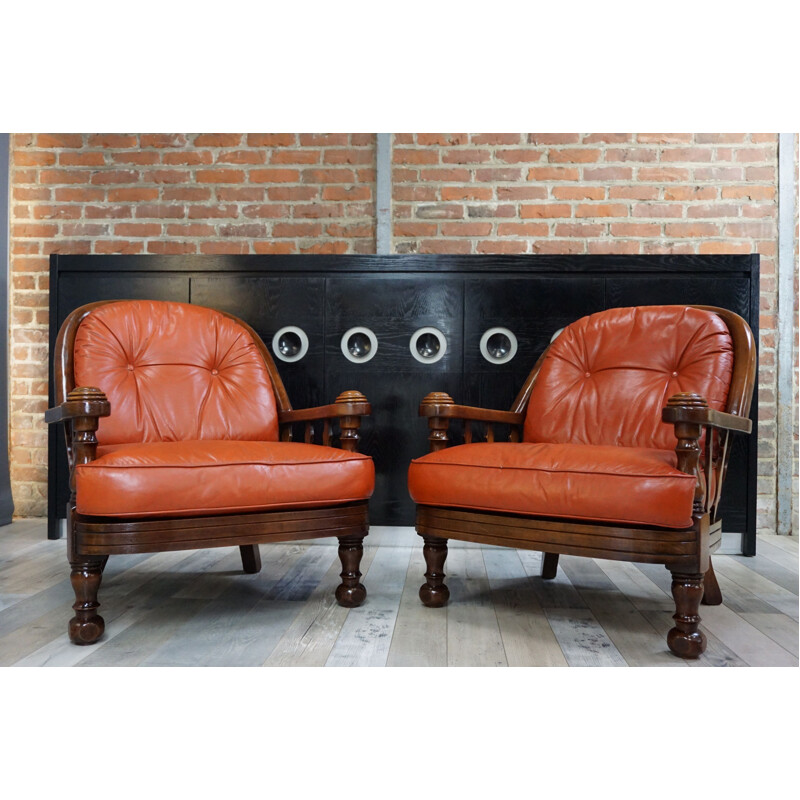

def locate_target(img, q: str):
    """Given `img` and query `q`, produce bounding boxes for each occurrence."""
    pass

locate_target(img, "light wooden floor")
[1,519,797,667]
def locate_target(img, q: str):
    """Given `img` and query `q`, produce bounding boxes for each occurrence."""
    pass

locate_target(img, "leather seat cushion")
[76,441,375,518]
[408,442,696,529]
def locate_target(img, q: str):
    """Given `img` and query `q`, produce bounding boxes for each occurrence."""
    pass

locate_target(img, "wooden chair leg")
[239,544,262,574]
[541,552,559,579]
[701,558,722,605]
[667,571,706,659]
[68,557,106,645]
[336,534,367,608]
[419,534,450,607]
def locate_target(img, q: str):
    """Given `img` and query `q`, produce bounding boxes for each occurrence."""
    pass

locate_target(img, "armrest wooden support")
[279,390,371,452]
[45,387,111,425]
[419,392,524,452]
[662,403,752,434]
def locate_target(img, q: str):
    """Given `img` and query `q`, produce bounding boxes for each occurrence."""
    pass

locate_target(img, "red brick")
[300,241,349,254]
[695,133,747,144]
[254,241,297,254]
[114,223,163,237]
[324,149,373,165]
[108,187,159,202]
[90,170,140,185]
[194,134,242,147]
[549,148,601,163]
[531,240,585,254]
[323,186,372,201]
[552,186,605,200]
[609,223,661,237]
[496,149,546,164]
[39,169,87,184]
[163,151,214,165]
[587,240,641,254]
[12,224,58,238]
[270,149,321,164]
[267,186,319,201]
[110,151,160,165]
[14,187,51,200]
[395,222,438,237]
[742,205,775,219]
[247,134,297,147]
[218,223,267,238]
[496,186,548,200]
[520,204,571,219]
[663,186,717,201]
[442,149,491,164]
[294,203,344,218]
[555,223,606,237]
[166,223,217,237]
[393,134,414,145]
[147,241,197,254]
[636,133,693,143]
[195,169,246,183]
[440,222,492,236]
[724,222,775,238]
[298,134,349,147]
[37,133,83,148]
[350,134,374,146]
[302,168,357,184]
[607,186,659,200]
[59,151,106,166]
[699,241,754,254]
[527,167,580,181]
[94,240,144,254]
[527,134,580,145]
[356,168,375,183]
[735,147,775,162]
[200,241,250,255]
[242,204,291,218]
[85,205,133,219]
[745,166,776,181]
[471,134,522,145]
[145,170,192,184]
[135,204,186,219]
[88,134,138,148]
[62,223,109,237]
[418,168,471,182]
[686,204,739,218]
[393,149,439,165]
[32,205,81,219]
[326,223,373,237]
[163,186,213,201]
[477,240,528,253]
[751,133,777,143]
[272,222,323,237]
[660,147,714,162]
[417,133,469,146]
[665,222,721,237]
[394,186,438,202]
[721,185,775,201]
[497,223,549,236]
[393,168,419,182]
[475,168,522,182]
[13,204,30,219]
[604,148,657,162]
[188,204,238,219]
[632,204,683,218]
[250,169,301,183]
[140,134,188,148]
[692,167,742,181]
[11,169,38,183]
[575,203,628,218]
[441,186,493,201]
[415,205,463,219]
[13,151,56,166]
[636,167,689,182]
[418,239,472,254]
[583,133,632,144]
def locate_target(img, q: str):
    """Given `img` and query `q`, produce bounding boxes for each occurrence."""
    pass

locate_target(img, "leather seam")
[409,460,694,480]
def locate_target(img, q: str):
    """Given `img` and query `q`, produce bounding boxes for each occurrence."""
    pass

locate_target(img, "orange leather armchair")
[408,306,756,658]
[46,300,375,645]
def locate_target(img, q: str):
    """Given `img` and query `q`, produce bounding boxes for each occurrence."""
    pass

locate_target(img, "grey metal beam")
[777,133,797,535]
[0,133,14,524]
[376,133,391,254]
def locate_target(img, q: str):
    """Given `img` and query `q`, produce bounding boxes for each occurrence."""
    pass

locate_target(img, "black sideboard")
[48,254,759,553]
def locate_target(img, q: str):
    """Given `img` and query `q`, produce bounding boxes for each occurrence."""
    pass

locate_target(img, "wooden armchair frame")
[46,301,372,645]
[415,306,756,658]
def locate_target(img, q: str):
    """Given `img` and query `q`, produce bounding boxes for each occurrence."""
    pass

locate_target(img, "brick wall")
[6,132,793,537]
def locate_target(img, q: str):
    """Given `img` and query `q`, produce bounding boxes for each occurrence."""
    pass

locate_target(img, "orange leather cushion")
[76,440,374,518]
[408,442,695,529]
[524,306,733,451]
[73,300,279,445]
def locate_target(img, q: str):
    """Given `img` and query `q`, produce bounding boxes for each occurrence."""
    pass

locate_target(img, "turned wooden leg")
[336,534,367,607]
[667,572,706,658]
[419,534,450,607]
[239,544,262,574]
[541,552,559,579]
[701,559,722,606]
[68,557,106,645]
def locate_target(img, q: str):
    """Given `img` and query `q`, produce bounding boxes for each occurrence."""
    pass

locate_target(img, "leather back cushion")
[524,306,734,451]
[73,300,279,445]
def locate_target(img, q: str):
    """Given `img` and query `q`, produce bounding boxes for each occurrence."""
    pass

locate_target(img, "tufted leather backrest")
[524,306,734,451]
[73,300,279,445]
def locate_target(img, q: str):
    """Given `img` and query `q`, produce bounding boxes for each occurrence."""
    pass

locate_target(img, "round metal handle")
[410,327,447,364]
[272,326,309,363]
[479,327,518,364]
[341,327,378,363]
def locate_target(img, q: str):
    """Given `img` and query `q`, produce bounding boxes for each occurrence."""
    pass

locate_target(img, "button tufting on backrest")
[524,306,734,450]
[73,300,279,445]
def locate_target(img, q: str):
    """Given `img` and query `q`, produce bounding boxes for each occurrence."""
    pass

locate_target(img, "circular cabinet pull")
[480,327,518,364]
[272,326,309,363]
[409,326,447,365]
[341,326,378,364]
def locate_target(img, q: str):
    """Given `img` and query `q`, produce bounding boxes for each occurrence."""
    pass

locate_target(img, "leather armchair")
[46,300,374,645]
[408,305,756,659]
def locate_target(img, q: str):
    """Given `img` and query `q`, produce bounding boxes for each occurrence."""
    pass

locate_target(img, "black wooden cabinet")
[48,254,759,553]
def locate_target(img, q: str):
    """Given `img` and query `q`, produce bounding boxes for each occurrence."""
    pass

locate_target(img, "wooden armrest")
[279,390,371,424]
[44,387,110,424]
[418,392,524,426]
[662,394,751,434]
